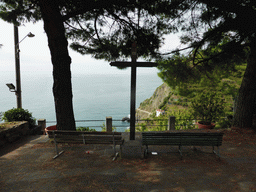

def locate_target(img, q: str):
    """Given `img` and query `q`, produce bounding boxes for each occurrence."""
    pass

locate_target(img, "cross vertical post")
[130,42,137,140]
[110,43,157,140]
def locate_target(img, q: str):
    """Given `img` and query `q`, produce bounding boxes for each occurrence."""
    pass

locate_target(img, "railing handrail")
[40,116,230,132]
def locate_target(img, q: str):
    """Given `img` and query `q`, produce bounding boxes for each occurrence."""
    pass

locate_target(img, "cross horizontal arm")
[110,61,158,67]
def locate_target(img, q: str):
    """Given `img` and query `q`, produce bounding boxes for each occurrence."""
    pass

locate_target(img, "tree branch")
[94,13,102,45]
[159,45,194,55]
[199,0,248,15]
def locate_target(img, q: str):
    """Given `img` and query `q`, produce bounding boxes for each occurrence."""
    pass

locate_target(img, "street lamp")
[6,83,16,92]
[8,25,35,108]
[18,32,35,44]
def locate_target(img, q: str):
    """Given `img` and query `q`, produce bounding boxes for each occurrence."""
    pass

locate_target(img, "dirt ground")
[0,128,256,192]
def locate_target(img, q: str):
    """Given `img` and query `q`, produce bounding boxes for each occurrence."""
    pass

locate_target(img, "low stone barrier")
[0,121,29,146]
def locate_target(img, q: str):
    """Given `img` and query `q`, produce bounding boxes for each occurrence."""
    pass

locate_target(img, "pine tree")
[0,0,178,130]
[157,0,256,128]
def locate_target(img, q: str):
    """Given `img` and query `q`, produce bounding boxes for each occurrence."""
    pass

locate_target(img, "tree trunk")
[233,40,256,128]
[39,1,76,130]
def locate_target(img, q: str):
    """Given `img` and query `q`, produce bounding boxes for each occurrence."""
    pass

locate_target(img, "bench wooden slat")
[143,138,222,145]
[142,132,224,159]
[49,135,122,140]
[54,136,123,144]
[142,132,223,137]
[47,130,122,135]
[55,140,124,145]
[48,130,124,159]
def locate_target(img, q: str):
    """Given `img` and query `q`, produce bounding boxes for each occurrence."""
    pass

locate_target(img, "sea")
[0,71,163,132]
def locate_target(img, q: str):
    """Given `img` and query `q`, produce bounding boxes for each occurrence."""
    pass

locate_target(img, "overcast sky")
[0,20,182,75]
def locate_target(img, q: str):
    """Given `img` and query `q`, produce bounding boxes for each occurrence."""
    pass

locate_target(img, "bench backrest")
[47,130,123,144]
[142,132,224,146]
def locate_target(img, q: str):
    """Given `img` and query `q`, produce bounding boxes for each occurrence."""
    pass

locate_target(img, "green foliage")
[136,118,167,132]
[157,54,199,90]
[139,123,147,132]
[216,118,232,129]
[140,98,152,108]
[101,123,116,132]
[156,0,254,127]
[159,93,172,110]
[150,111,157,118]
[136,109,196,132]
[0,0,41,25]
[168,110,196,130]
[172,98,189,107]
[2,108,36,128]
[65,0,180,61]
[0,0,183,61]
[158,53,245,99]
[189,91,226,123]
[157,57,245,124]
[76,127,96,132]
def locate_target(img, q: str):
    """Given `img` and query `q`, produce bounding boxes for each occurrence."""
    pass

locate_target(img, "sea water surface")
[0,71,163,131]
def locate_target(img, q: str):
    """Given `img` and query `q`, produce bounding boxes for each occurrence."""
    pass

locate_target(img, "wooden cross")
[110,42,157,140]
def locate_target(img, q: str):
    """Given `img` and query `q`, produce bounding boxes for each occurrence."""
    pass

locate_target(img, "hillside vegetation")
[136,83,187,119]
[136,64,245,131]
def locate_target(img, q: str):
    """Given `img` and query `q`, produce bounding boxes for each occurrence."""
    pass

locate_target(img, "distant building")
[156,109,165,117]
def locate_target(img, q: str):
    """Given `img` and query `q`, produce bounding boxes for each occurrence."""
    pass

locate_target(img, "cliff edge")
[136,83,172,119]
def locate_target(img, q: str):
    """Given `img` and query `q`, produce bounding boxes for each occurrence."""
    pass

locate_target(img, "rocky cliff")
[136,83,172,119]
[136,83,188,119]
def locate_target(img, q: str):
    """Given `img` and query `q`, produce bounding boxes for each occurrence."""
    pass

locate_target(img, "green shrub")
[189,91,226,124]
[76,126,96,132]
[168,109,195,130]
[216,118,232,128]
[101,123,116,132]
[2,108,36,128]
[159,94,171,109]
[136,109,196,132]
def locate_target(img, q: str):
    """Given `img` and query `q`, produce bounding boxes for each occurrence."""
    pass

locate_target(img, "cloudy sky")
[0,19,181,75]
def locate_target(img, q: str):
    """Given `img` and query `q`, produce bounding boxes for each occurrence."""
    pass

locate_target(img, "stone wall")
[0,121,29,146]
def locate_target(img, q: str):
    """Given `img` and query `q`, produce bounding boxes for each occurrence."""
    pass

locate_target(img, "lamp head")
[27,32,35,37]
[6,83,16,92]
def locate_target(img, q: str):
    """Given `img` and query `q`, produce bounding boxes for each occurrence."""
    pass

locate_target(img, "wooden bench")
[142,132,224,159]
[47,130,124,159]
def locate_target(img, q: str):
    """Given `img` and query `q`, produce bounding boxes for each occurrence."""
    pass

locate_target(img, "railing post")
[106,116,112,132]
[168,116,175,130]
[38,119,46,133]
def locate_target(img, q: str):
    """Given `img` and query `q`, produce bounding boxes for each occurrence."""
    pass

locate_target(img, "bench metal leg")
[213,146,221,158]
[144,145,149,159]
[112,137,120,161]
[179,145,183,160]
[53,151,65,159]
[113,144,119,160]
[113,137,118,157]
[113,144,116,156]
[53,132,64,159]
[82,134,85,144]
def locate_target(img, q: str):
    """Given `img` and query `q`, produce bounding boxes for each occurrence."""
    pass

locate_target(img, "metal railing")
[38,116,232,132]
[39,116,232,132]
[44,119,131,132]
[39,116,176,132]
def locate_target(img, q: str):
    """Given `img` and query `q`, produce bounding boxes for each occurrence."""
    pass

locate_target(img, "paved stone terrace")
[0,129,256,192]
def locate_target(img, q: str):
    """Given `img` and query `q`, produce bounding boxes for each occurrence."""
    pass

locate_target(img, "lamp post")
[13,25,35,108]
